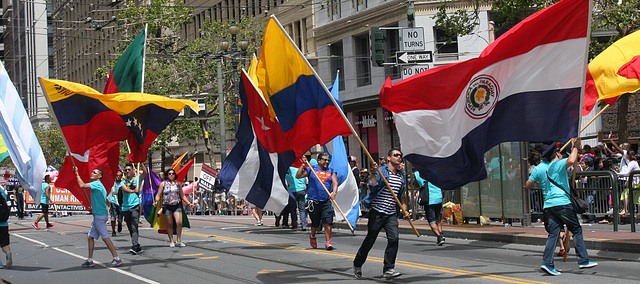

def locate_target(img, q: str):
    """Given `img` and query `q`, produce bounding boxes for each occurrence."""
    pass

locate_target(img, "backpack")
[0,192,9,222]
[417,185,429,206]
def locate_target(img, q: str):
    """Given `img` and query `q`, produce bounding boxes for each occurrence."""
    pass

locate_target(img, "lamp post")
[218,21,249,165]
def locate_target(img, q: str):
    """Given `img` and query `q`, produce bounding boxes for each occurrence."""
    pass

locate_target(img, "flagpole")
[303,160,355,232]
[559,104,610,152]
[140,24,147,94]
[37,78,92,210]
[270,15,420,237]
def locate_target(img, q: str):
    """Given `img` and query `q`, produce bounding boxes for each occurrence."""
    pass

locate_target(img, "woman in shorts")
[154,169,195,247]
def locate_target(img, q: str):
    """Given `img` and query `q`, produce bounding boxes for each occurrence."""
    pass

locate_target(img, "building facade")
[2,0,53,125]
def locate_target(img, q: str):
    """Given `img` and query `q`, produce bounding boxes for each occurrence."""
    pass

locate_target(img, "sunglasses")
[168,172,176,176]
[321,158,331,162]
[392,153,403,158]
[124,168,132,172]
[92,170,100,175]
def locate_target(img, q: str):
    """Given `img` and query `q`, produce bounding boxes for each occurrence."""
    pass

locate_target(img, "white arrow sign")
[397,51,433,64]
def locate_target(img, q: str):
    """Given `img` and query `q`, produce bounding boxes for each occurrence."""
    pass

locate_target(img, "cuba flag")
[323,75,359,232]
[380,0,590,190]
[219,70,296,213]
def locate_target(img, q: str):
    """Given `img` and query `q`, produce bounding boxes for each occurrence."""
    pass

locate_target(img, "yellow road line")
[197,256,220,260]
[182,253,204,257]
[182,231,550,284]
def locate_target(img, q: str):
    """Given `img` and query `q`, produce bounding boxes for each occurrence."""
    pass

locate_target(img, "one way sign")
[396,51,433,64]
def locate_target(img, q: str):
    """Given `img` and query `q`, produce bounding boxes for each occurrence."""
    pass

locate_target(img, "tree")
[97,0,265,168]
[433,0,640,142]
[32,116,66,169]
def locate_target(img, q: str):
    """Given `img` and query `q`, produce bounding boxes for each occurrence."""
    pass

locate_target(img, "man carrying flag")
[120,163,148,255]
[296,153,338,250]
[353,149,409,280]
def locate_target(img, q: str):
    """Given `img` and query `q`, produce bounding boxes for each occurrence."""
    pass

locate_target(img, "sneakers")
[578,262,598,269]
[178,242,186,247]
[437,235,445,246]
[82,260,95,268]
[110,258,123,267]
[309,234,317,249]
[32,222,39,230]
[353,266,362,279]
[0,262,3,269]
[129,245,142,255]
[557,249,566,257]
[5,252,12,268]
[46,223,54,228]
[169,242,175,248]
[383,269,402,279]
[325,241,334,251]
[112,232,117,237]
[255,220,264,226]
[541,265,561,276]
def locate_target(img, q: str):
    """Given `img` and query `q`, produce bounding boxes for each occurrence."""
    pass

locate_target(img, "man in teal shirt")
[414,171,445,246]
[287,166,307,230]
[121,163,147,254]
[526,138,597,276]
[74,166,122,268]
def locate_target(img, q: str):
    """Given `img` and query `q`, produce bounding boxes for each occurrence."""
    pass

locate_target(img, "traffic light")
[370,27,385,67]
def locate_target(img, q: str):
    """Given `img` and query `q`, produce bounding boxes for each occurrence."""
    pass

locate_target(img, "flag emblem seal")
[465,75,499,119]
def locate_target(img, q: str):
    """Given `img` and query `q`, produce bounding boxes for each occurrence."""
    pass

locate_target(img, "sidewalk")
[332,217,640,253]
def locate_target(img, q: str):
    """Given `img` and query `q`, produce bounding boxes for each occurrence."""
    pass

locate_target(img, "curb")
[333,222,640,254]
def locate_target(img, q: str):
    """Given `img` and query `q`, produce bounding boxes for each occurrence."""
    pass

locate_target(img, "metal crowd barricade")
[573,171,620,231]
[627,170,640,232]
[529,171,620,231]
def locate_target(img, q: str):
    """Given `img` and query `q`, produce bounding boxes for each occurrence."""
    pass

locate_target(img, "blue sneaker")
[541,265,561,276]
[578,262,598,269]
[0,261,3,269]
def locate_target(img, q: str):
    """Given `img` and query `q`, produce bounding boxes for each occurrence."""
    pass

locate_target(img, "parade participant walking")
[526,138,597,276]
[353,149,409,279]
[74,167,122,268]
[414,170,445,246]
[1,185,13,269]
[154,169,195,247]
[121,163,147,254]
[32,175,55,230]
[287,166,307,230]
[296,153,338,250]
[109,170,124,237]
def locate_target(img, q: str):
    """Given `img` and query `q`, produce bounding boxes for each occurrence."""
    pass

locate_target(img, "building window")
[434,27,458,61]
[327,0,340,18]
[330,40,344,91]
[354,33,371,87]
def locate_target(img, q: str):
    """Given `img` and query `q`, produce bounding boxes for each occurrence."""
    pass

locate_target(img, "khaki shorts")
[215,192,226,203]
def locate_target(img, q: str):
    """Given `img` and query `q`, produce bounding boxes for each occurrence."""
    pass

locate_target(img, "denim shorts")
[162,204,184,215]
[424,203,442,224]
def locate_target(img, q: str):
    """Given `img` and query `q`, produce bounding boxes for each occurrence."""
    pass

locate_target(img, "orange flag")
[171,152,188,172]
[583,30,640,115]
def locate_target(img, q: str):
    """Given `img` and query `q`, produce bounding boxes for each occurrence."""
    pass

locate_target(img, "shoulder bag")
[547,171,587,214]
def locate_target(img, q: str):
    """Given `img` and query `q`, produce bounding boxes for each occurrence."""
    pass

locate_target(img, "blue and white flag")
[324,74,359,232]
[0,63,46,204]
[219,70,295,213]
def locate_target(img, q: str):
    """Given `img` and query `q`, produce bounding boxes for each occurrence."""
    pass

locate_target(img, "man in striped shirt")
[353,149,409,279]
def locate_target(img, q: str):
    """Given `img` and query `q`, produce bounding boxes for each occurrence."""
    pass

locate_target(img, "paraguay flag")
[256,16,351,157]
[380,0,590,190]
[219,70,296,212]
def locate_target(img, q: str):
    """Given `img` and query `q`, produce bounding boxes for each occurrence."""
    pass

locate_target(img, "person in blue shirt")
[74,167,122,268]
[526,138,597,276]
[414,170,445,246]
[296,153,338,250]
[1,185,13,269]
[120,163,147,255]
[109,170,124,237]
[32,175,55,230]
